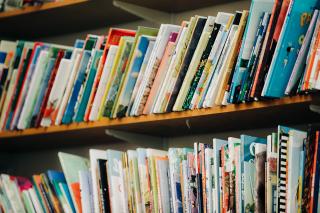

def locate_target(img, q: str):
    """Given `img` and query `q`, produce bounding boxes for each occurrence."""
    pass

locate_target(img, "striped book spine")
[277,132,289,213]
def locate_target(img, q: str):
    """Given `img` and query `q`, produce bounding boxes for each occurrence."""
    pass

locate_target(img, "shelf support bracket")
[113,0,174,24]
[105,129,165,145]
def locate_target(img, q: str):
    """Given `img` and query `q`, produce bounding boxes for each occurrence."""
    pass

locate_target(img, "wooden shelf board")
[0,0,88,18]
[0,95,319,151]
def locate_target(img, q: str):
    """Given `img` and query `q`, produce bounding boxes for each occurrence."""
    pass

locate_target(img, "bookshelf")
[1,95,319,151]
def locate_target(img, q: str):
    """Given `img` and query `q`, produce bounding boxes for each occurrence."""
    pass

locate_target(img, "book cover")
[285,10,319,94]
[216,11,249,106]
[40,55,73,127]
[142,32,179,115]
[61,50,91,124]
[182,21,221,110]
[189,13,234,109]
[250,0,289,99]
[9,42,43,130]
[89,45,119,121]
[73,50,103,122]
[102,37,134,118]
[173,16,215,112]
[111,27,158,118]
[114,35,155,118]
[228,0,274,103]
[262,0,318,98]
[131,24,180,116]
[33,49,65,128]
[58,152,90,213]
[17,49,50,129]
[166,16,207,112]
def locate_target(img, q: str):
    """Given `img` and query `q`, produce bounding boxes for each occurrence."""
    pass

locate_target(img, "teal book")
[103,36,134,117]
[58,152,90,213]
[113,35,154,118]
[262,0,319,98]
[73,50,103,122]
[240,135,267,212]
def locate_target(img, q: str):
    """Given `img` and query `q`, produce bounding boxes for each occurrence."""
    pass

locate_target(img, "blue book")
[262,0,319,98]
[227,0,274,103]
[62,50,91,124]
[113,35,152,118]
[47,170,76,213]
[74,39,84,49]
[73,50,103,122]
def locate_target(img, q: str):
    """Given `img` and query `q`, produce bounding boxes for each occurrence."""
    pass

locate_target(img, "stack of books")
[1,124,320,212]
[0,0,320,132]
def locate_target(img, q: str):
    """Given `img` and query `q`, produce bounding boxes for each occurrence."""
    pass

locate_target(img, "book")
[172,16,215,112]
[73,50,103,122]
[166,16,207,112]
[58,152,90,213]
[131,24,180,116]
[89,45,119,121]
[102,37,134,118]
[262,0,318,98]
[228,0,274,103]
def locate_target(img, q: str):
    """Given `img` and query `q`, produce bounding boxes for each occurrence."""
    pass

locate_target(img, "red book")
[34,50,65,127]
[83,28,136,121]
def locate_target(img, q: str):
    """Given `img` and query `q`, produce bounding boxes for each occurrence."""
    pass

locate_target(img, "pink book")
[142,32,178,115]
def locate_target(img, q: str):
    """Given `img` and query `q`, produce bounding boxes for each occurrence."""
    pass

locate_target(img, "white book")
[40,58,73,127]
[286,129,307,212]
[152,25,189,114]
[28,187,44,213]
[0,40,16,53]
[212,138,228,213]
[21,190,36,213]
[0,175,26,213]
[17,50,49,129]
[89,149,108,213]
[128,41,155,116]
[79,170,94,213]
[203,24,238,108]
[89,45,118,121]
[55,49,82,125]
[173,16,216,111]
[155,157,170,213]
[131,24,180,116]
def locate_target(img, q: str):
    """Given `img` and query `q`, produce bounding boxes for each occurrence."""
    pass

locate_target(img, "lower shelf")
[0,94,319,151]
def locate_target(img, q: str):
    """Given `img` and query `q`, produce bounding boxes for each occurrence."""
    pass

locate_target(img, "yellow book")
[97,37,127,119]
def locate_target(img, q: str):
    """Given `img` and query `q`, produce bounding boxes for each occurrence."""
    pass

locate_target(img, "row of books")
[1,0,320,131]
[1,124,319,213]
[0,0,49,12]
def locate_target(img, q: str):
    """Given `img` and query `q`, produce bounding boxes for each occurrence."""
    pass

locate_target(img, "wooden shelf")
[0,0,88,18]
[0,94,319,151]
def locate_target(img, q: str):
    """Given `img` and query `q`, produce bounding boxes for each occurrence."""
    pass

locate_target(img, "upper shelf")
[0,95,319,151]
[0,0,244,39]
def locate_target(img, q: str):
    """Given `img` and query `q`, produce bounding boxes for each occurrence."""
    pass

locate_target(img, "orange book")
[71,182,82,213]
[143,32,178,115]
[303,26,320,90]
